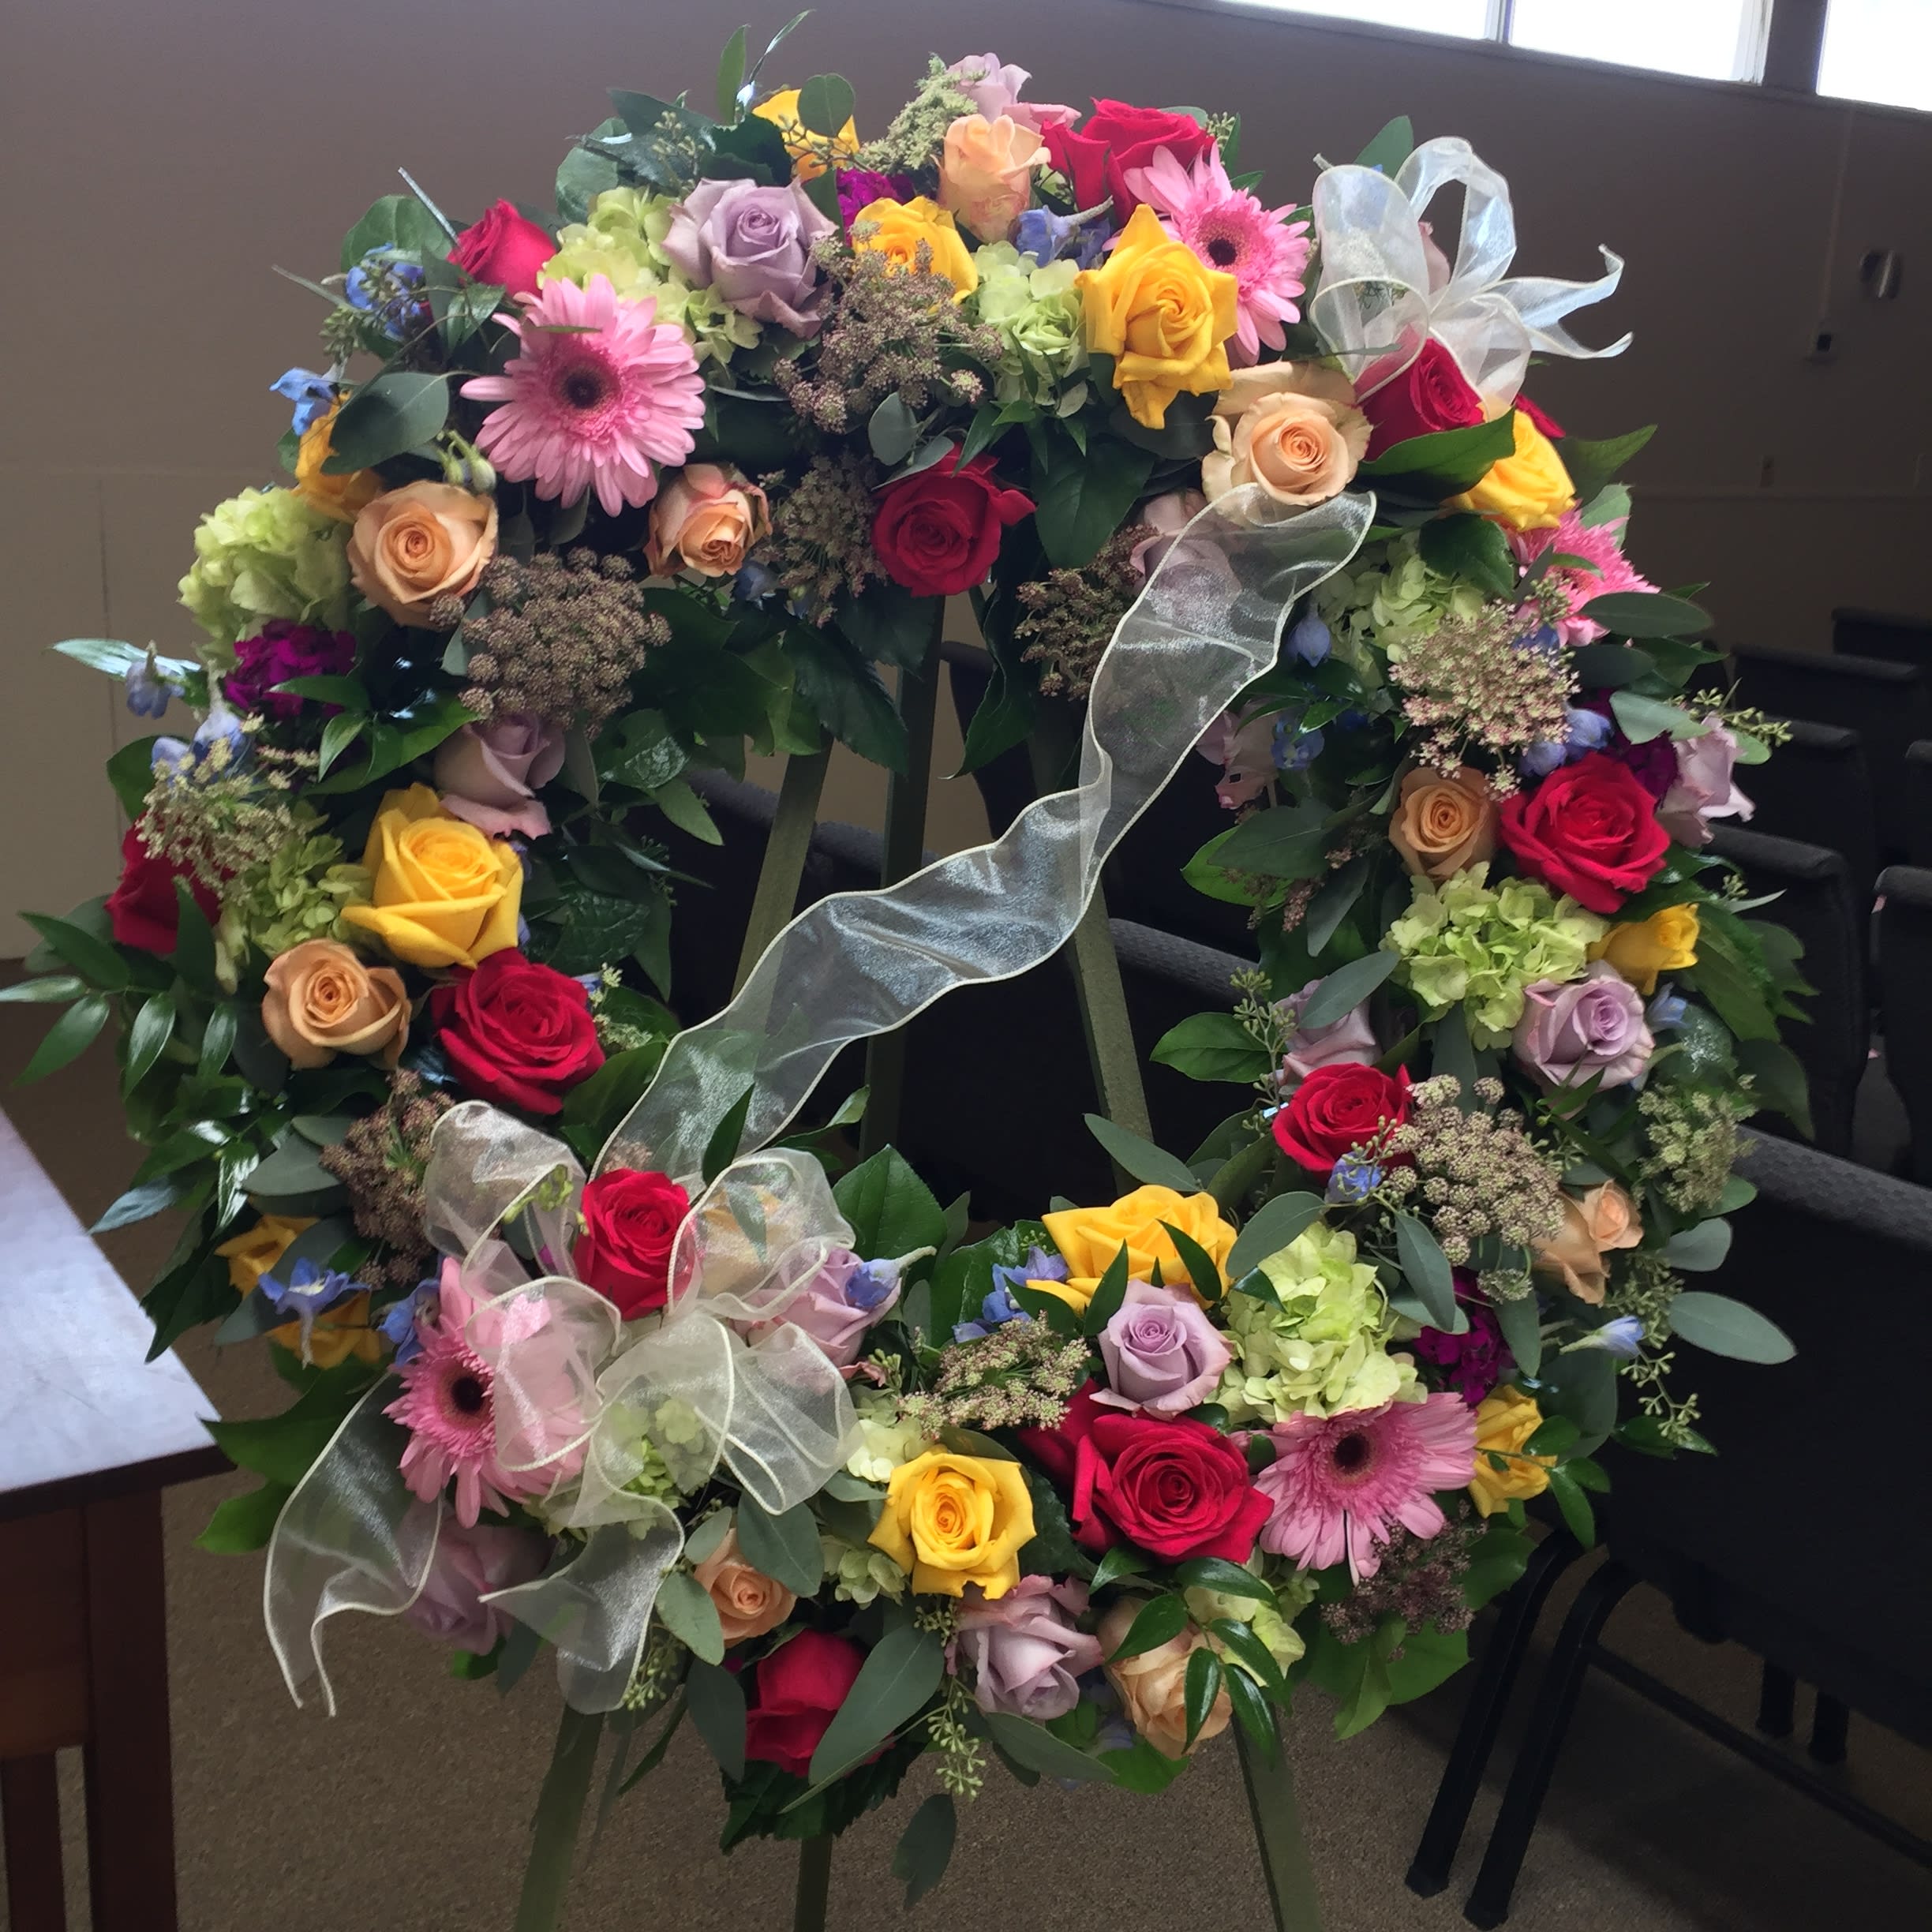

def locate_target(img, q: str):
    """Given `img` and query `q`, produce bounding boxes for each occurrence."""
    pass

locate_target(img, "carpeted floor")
[4,1002,1930,1932]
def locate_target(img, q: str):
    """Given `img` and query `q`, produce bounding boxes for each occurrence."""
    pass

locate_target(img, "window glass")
[1235,1,1489,37]
[1508,0,1769,82]
[1818,0,1932,111]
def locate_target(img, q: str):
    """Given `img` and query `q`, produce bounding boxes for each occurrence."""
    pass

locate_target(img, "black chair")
[1705,825,1866,1159]
[1876,865,1932,1186]
[1833,606,1932,669]
[1734,720,1878,901]
[1450,1130,1932,1925]
[1904,743,1932,869]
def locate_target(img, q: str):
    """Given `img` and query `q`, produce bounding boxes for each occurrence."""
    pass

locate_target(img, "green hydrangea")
[178,488,350,657]
[1318,530,1488,668]
[969,242,1087,408]
[543,187,760,367]
[1384,863,1606,1046]
[1218,1222,1415,1425]
[821,1533,907,1606]
[1182,1580,1309,1672]
[212,809,366,990]
[844,1399,930,1485]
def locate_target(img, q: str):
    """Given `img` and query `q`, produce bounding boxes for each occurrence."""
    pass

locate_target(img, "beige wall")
[5,0,1929,950]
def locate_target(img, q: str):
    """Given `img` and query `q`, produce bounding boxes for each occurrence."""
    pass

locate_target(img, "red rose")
[1498,751,1670,916]
[1272,1063,1413,1178]
[429,950,604,1116]
[573,1169,691,1318]
[104,824,217,953]
[871,451,1032,598]
[1360,341,1484,459]
[1044,99,1215,217]
[449,200,556,299]
[1022,1385,1269,1563]
[743,1630,867,1777]
[1515,392,1567,441]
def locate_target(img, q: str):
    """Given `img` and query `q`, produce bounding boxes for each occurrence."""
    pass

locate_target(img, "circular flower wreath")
[15,29,1801,1924]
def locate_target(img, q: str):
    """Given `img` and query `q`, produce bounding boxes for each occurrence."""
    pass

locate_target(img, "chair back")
[1904,742,1932,869]
[1876,864,1932,1186]
[1833,605,1932,669]
[1734,720,1878,900]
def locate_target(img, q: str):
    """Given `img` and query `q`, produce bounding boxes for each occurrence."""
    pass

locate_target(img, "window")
[1244,1,1488,37]
[1506,0,1772,82]
[1818,0,1932,111]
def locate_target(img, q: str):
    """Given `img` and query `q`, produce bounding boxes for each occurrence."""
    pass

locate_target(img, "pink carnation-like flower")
[462,274,705,516]
[1253,1395,1477,1582]
[1508,512,1658,646]
[1121,145,1312,365]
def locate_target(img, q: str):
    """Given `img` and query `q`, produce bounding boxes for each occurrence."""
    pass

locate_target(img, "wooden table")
[0,1110,225,1931]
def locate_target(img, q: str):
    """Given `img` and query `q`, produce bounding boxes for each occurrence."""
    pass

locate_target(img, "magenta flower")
[1413,1275,1511,1406]
[223,620,355,721]
[835,169,915,225]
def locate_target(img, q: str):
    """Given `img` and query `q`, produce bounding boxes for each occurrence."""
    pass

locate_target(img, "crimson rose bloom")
[449,200,556,298]
[429,950,604,1115]
[1515,391,1567,440]
[1498,751,1670,915]
[1022,1384,1270,1562]
[871,451,1032,597]
[574,1169,691,1317]
[1045,99,1215,217]
[743,1630,867,1777]
[105,824,218,953]
[1361,342,1484,459]
[1272,1062,1413,1178]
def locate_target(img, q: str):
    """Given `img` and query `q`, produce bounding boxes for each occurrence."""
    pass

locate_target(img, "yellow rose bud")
[341,783,523,969]
[1589,904,1700,996]
[1469,1385,1558,1516]
[1446,411,1577,531]
[294,401,384,525]
[851,196,979,295]
[1077,203,1238,429]
[1041,1185,1239,1307]
[753,88,860,181]
[868,1451,1035,1598]
[214,1212,381,1367]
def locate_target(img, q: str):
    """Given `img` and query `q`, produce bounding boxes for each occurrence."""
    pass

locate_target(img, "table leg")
[79,1490,178,1932]
[1,1754,69,1932]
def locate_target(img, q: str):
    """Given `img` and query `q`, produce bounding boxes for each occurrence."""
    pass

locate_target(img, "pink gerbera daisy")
[462,274,706,516]
[1252,1394,1477,1582]
[1121,146,1312,365]
[1511,511,1659,646]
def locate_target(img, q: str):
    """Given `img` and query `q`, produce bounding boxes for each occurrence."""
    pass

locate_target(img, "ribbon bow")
[1310,135,1630,413]
[265,1103,858,1715]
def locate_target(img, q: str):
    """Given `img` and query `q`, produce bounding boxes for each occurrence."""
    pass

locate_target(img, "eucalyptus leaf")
[1226,1193,1324,1278]
[684,1657,747,1779]
[734,1492,823,1597]
[806,1624,943,1787]
[1668,1290,1795,1363]
[1298,950,1398,1029]
[653,1568,724,1665]
[1392,1211,1457,1328]
[1081,1114,1200,1193]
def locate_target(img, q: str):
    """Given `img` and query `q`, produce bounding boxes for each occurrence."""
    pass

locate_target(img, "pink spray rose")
[1657,719,1754,848]
[1095,1281,1233,1417]
[433,713,566,840]
[405,1515,547,1651]
[663,178,833,336]
[945,53,1077,134]
[1277,978,1380,1089]
[950,1575,1103,1721]
[1512,961,1653,1091]
[1197,709,1275,810]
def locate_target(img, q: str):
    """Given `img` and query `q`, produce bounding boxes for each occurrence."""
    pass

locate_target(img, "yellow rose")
[937,113,1043,243]
[754,88,860,181]
[214,1213,381,1368]
[217,1211,313,1294]
[868,1451,1035,1598]
[1201,363,1369,511]
[1388,766,1500,882]
[1078,203,1238,430]
[1470,1385,1558,1516]
[851,196,978,295]
[1590,904,1700,996]
[294,401,383,525]
[1533,1181,1643,1305]
[1446,410,1577,531]
[341,783,523,969]
[1099,1601,1233,1759]
[1042,1185,1239,1308]
[262,938,411,1069]
[347,481,498,627]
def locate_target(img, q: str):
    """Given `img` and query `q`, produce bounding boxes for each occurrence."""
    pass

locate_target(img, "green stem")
[1236,1717,1324,1932]
[735,745,831,995]
[792,1834,834,1932]
[512,1703,605,1932]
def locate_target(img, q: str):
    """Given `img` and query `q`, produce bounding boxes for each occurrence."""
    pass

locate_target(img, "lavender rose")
[663,180,833,337]
[1657,718,1754,848]
[224,620,355,722]
[403,1515,546,1651]
[1513,961,1653,1091]
[741,1245,900,1369]
[1278,978,1380,1089]
[433,713,565,840]
[1095,1281,1233,1416]
[950,1576,1103,1720]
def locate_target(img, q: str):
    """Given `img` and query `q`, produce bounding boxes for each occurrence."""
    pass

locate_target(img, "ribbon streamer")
[1309,135,1630,411]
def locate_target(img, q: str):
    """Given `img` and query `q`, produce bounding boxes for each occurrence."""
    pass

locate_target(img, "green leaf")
[833,1147,948,1260]
[205,1387,357,1487]
[1354,114,1414,174]
[1578,481,1633,529]
[1608,691,1709,743]
[1303,856,1370,959]
[806,1624,944,1787]
[339,193,451,271]
[1585,590,1712,639]
[784,625,907,772]
[1106,1593,1189,1662]
[1544,1466,1597,1547]
[1082,1114,1200,1193]
[1417,513,1517,597]
[1080,1242,1134,1340]
[0,975,84,1005]
[1090,1545,1150,1593]
[1667,1290,1795,1363]
[124,990,177,1094]
[317,713,366,779]
[1563,425,1656,502]
[1226,1193,1324,1279]
[833,578,940,671]
[1664,1218,1732,1271]
[594,708,688,792]
[1225,1664,1279,1754]
[322,372,449,473]
[196,1480,291,1553]
[17,994,110,1085]
[245,1136,345,1203]
[648,777,721,844]
[92,1174,194,1235]
[1182,1645,1224,1750]
[170,881,221,994]
[1160,1220,1224,1302]
[1151,1012,1271,1085]
[982,1711,1114,1783]
[891,1792,957,1908]
[1208,799,1329,880]
[1492,1291,1542,1377]
[1208,1617,1291,1701]
[1300,950,1398,1029]
[21,911,128,990]
[714,24,748,122]
[734,1492,823,1597]
[1174,1557,1273,1606]
[1392,1211,1457,1328]
[653,1567,725,1665]
[866,392,920,465]
[1734,1037,1812,1139]
[677,1657,743,1782]
[1032,431,1155,568]
[796,73,855,137]
[274,673,369,709]
[199,1003,239,1079]
[1360,414,1518,498]
[701,1083,755,1185]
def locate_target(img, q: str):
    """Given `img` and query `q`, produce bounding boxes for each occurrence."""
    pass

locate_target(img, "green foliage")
[805,1625,945,1787]
[892,1793,957,1908]
[1151,1011,1271,1084]
[834,1146,948,1260]
[1030,427,1155,568]
[1081,1114,1199,1192]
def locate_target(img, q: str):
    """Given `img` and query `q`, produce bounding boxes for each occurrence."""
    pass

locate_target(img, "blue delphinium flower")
[1326,1153,1383,1205]
[123,650,174,718]
[953,1245,1064,1341]
[1272,715,1324,773]
[1286,610,1331,666]
[1647,983,1689,1033]
[1569,1314,1646,1360]
[193,702,249,766]
[260,1258,365,1362]
[847,1257,905,1312]
[1521,703,1616,780]
[378,1279,441,1366]
[345,253,429,340]
[270,367,338,436]
[733,560,780,605]
[1015,204,1112,268]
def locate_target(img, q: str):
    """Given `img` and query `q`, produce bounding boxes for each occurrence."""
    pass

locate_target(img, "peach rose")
[644,465,771,578]
[347,482,498,627]
[1099,1600,1232,1760]
[691,1527,796,1645]
[1533,1181,1643,1305]
[1389,766,1500,882]
[261,938,410,1069]
[1202,364,1369,511]
[937,113,1045,243]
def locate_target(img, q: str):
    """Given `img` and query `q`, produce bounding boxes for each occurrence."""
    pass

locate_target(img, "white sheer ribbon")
[600,485,1378,1184]
[1309,135,1630,411]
